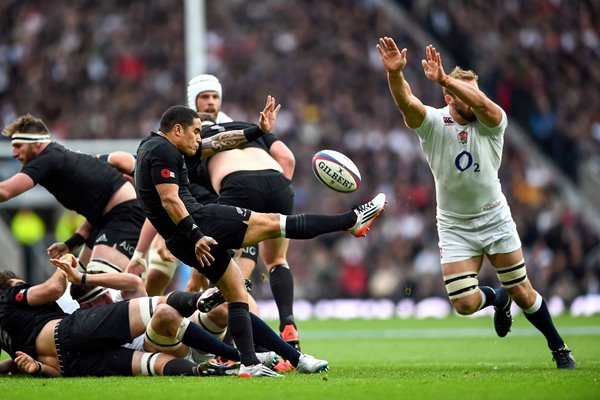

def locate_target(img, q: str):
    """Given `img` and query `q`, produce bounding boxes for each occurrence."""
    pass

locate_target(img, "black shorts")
[86,200,145,257]
[56,301,135,376]
[218,170,294,262]
[166,203,250,283]
[218,169,294,214]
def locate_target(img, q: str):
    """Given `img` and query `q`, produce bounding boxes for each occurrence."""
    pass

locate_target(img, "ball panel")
[311,150,361,193]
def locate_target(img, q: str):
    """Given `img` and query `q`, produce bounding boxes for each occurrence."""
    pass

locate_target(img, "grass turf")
[1,314,599,400]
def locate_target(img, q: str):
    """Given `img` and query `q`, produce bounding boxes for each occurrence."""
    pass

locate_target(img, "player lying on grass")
[54,254,328,376]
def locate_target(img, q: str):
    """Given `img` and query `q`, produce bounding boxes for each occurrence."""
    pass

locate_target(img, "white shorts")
[437,200,521,264]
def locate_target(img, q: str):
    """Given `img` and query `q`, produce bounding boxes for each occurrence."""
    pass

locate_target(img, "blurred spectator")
[0,0,598,304]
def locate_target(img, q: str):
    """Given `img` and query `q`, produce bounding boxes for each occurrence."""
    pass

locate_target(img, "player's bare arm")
[377,37,426,129]
[199,95,281,158]
[0,173,35,202]
[25,268,68,306]
[423,45,502,127]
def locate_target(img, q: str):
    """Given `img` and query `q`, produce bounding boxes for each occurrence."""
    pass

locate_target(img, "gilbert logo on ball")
[311,149,361,192]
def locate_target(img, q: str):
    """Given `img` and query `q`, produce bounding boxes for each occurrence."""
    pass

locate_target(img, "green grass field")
[2,314,599,400]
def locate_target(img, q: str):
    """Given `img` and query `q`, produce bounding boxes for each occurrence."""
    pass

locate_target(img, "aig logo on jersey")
[458,131,468,144]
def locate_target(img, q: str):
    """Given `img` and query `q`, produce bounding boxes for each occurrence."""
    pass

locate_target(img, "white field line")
[300,326,600,340]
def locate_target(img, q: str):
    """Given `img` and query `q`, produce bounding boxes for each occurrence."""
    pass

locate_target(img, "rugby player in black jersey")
[1,114,145,276]
[134,97,386,376]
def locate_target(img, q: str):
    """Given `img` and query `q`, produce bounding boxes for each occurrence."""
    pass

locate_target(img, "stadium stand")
[0,0,598,306]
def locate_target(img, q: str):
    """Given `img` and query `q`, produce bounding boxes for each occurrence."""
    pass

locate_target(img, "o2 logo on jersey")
[455,151,480,172]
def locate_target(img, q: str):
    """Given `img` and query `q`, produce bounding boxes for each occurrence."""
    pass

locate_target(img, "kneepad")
[444,271,479,300]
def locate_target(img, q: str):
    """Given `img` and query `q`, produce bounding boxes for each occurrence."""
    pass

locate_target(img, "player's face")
[447,80,478,123]
[195,91,221,120]
[12,142,38,166]
[177,118,202,157]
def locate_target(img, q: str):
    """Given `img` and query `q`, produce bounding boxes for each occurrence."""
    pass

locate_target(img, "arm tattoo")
[201,130,248,154]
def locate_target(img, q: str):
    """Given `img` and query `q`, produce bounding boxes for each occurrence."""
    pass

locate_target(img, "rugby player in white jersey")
[377,37,575,369]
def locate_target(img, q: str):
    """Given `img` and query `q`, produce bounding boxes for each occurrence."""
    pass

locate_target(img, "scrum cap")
[187,74,222,111]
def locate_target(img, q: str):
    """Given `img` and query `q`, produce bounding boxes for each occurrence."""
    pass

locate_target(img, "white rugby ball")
[311,149,361,193]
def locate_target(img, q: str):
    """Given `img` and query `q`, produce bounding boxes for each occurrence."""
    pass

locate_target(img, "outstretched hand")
[421,45,448,85]
[258,95,281,133]
[47,242,69,259]
[377,37,407,74]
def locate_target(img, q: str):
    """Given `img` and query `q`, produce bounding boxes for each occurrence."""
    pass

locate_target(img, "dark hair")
[0,270,21,294]
[159,105,198,133]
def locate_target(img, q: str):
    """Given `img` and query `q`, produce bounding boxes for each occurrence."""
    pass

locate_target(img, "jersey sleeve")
[261,133,278,149]
[412,106,442,143]
[3,284,31,305]
[149,143,182,185]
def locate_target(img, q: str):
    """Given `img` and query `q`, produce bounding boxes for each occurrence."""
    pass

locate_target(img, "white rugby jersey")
[414,105,507,218]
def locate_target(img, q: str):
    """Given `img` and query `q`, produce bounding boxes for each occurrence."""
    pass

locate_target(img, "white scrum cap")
[187,74,223,111]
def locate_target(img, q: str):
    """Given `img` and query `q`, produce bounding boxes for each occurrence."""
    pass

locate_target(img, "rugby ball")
[311,149,361,193]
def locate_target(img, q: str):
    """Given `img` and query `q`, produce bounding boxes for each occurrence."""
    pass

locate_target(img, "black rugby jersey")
[0,284,67,359]
[135,133,202,240]
[185,122,278,203]
[20,143,127,226]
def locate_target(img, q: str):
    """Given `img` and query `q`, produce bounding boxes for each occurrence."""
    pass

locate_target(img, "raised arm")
[421,45,502,127]
[199,95,281,159]
[377,37,427,129]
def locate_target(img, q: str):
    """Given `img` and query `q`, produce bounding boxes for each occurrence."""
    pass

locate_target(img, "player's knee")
[152,303,180,324]
[444,270,480,315]
[451,295,481,315]
[145,311,189,351]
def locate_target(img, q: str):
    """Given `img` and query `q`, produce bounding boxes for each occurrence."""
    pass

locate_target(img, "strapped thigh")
[138,296,160,326]
[87,258,123,274]
[443,271,479,300]
[139,352,161,376]
[495,259,527,288]
[147,247,179,278]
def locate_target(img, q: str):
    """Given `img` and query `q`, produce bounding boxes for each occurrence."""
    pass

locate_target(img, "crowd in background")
[0,0,598,305]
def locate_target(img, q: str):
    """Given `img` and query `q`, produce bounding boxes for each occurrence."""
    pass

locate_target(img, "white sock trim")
[477,288,487,311]
[175,318,191,341]
[523,292,543,314]
[279,215,287,237]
